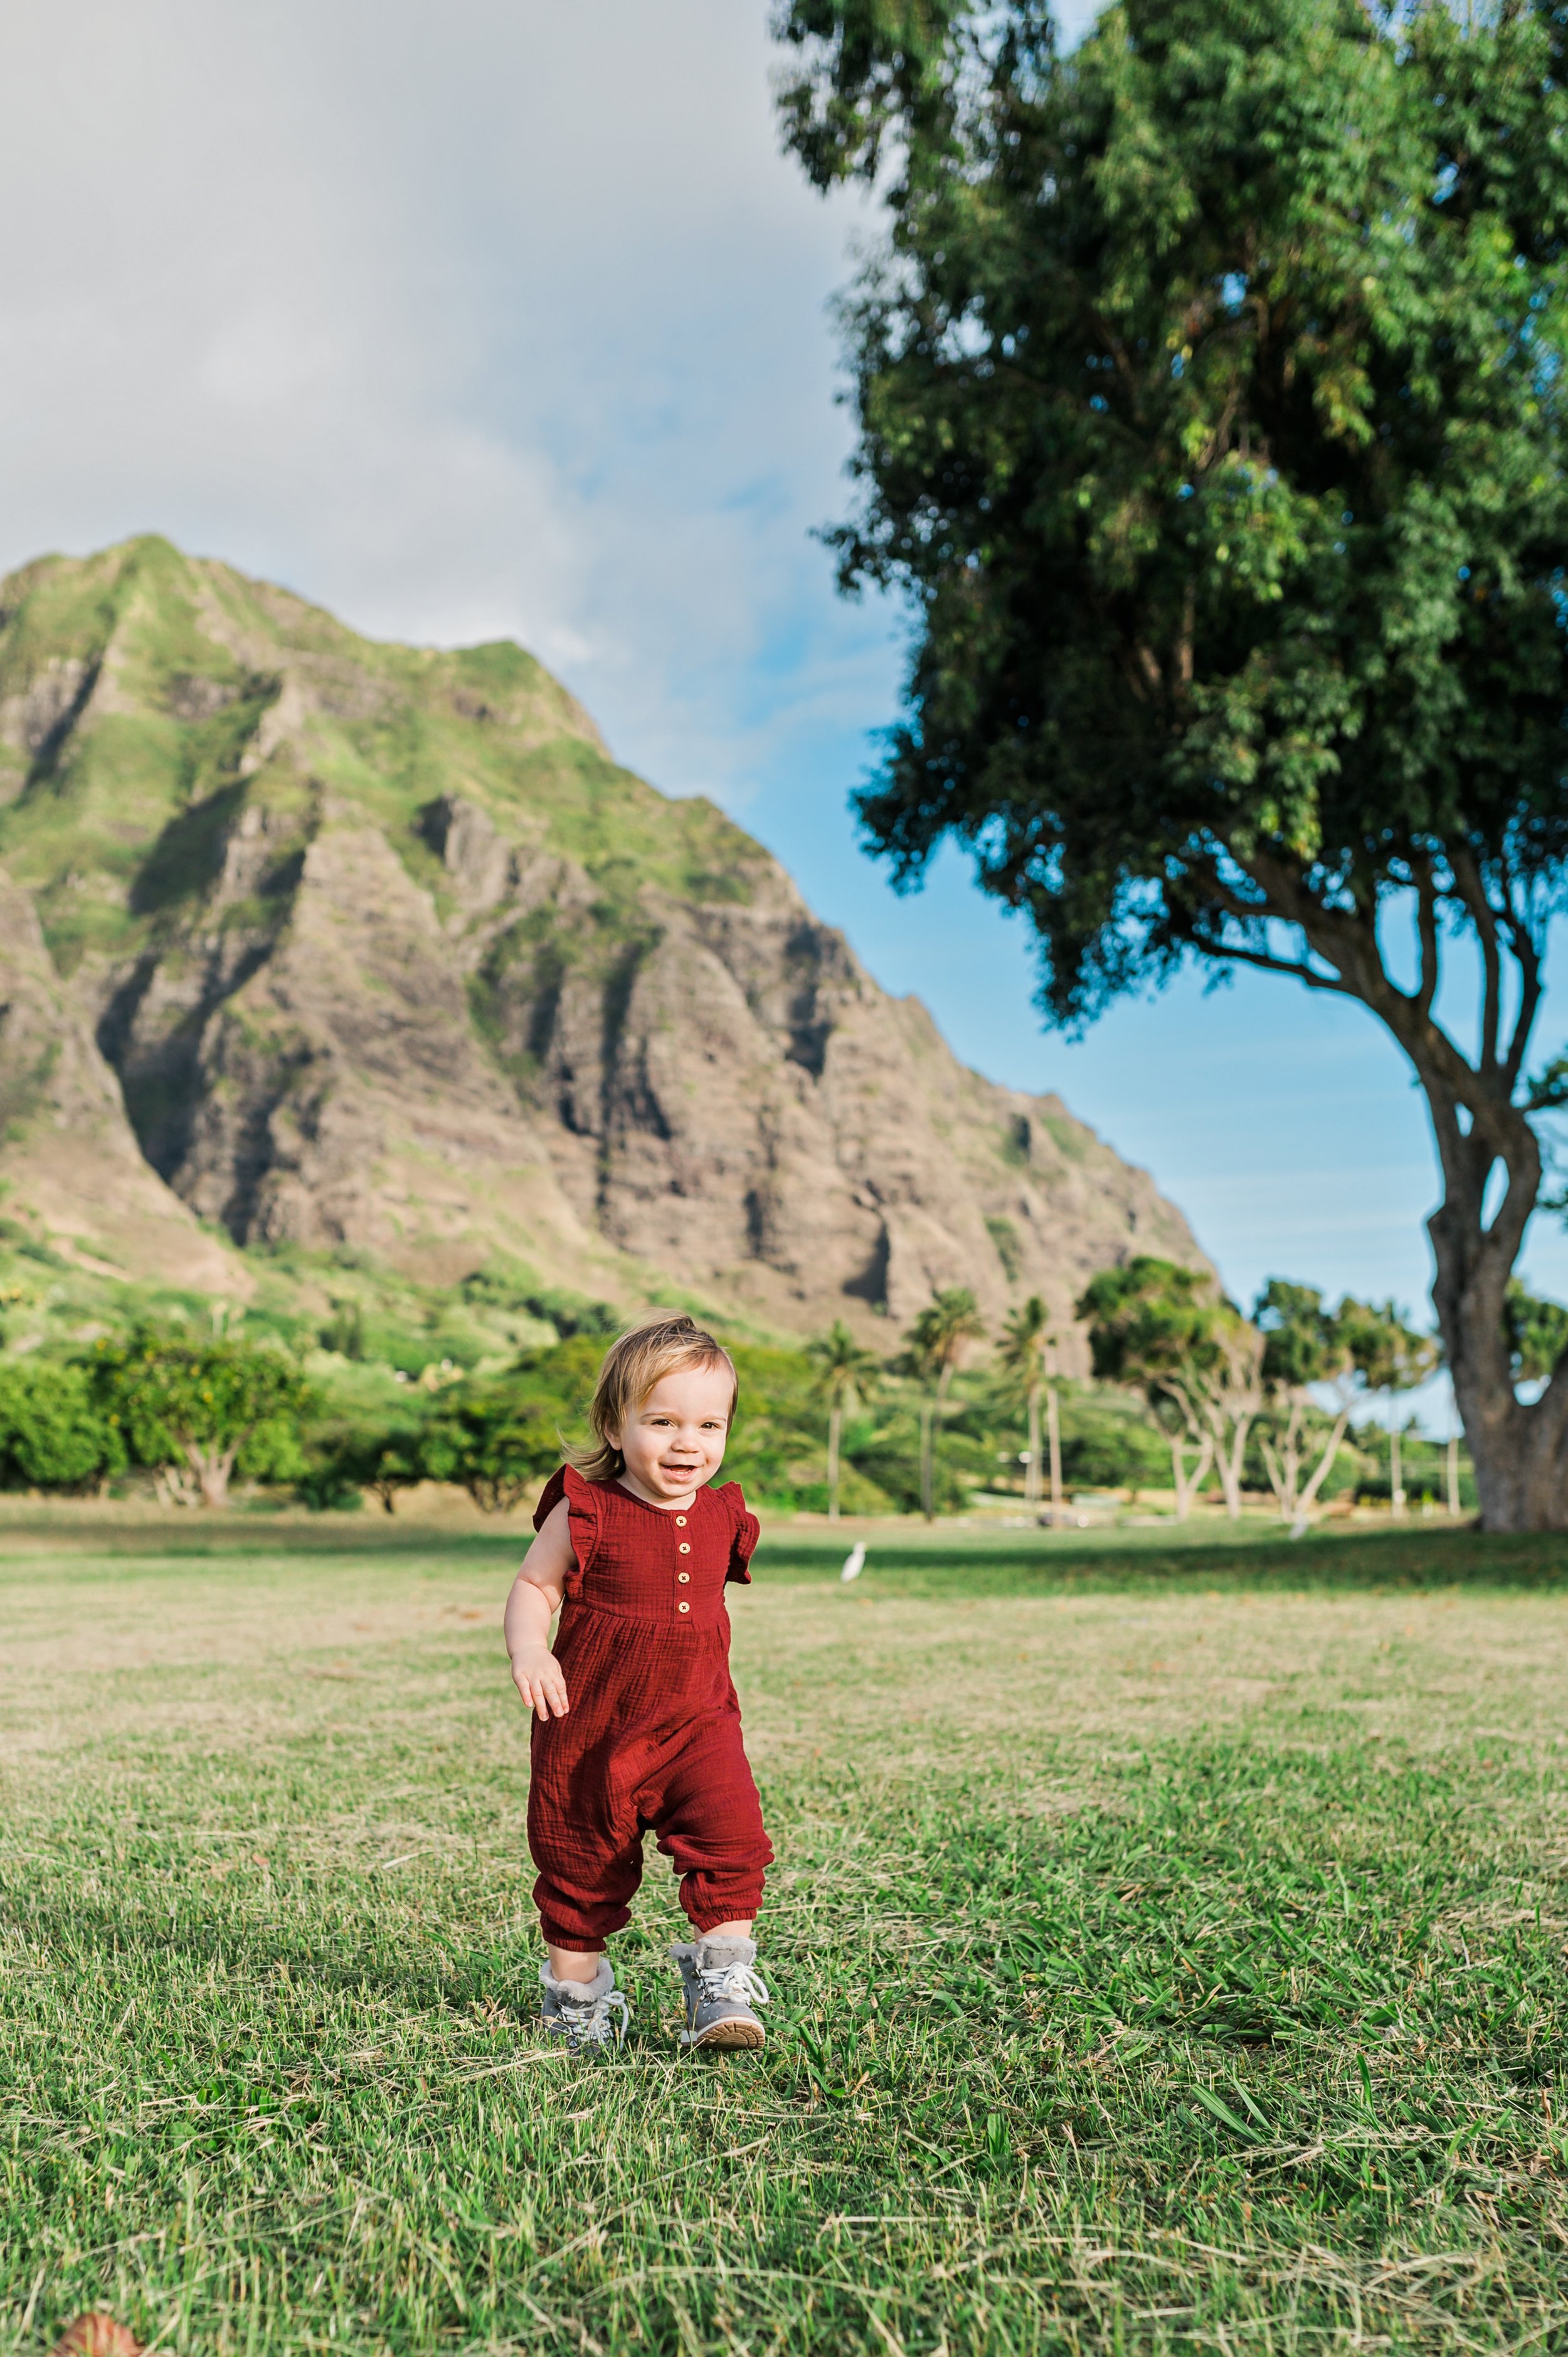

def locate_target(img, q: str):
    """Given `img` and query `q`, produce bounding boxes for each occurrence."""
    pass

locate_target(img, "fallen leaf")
[52,2315,144,2357]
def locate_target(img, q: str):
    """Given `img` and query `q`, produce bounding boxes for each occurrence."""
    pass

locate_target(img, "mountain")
[0,536,1205,1351]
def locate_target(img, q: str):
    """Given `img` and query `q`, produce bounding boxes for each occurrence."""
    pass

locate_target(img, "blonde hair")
[570,1312,738,1483]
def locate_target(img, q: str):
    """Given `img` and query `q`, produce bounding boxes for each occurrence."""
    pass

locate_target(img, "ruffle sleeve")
[531,1464,601,1597]
[718,1481,760,1585]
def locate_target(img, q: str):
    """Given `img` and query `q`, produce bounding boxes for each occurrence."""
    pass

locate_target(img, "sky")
[4,0,1566,1407]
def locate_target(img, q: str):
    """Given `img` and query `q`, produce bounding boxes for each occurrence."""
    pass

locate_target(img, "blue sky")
[4,0,1566,1391]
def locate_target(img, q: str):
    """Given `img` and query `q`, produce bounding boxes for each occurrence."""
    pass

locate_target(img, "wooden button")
[677,1601,691,1614]
[678,1571,691,1584]
[678,1542,691,1554]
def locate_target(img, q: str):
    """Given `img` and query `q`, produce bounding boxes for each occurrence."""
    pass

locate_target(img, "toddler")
[503,1313,773,2052]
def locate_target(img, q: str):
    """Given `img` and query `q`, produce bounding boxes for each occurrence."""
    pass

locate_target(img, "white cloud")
[0,0,901,794]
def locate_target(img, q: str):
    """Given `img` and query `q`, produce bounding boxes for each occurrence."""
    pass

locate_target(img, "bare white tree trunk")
[1298,1410,1352,1516]
[186,1442,238,1510]
[1025,1383,1041,1512]
[1170,1432,1214,1521]
[1259,1397,1306,1518]
[1212,1415,1254,1521]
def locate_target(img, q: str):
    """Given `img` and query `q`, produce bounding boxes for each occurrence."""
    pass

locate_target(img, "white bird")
[840,1542,867,1583]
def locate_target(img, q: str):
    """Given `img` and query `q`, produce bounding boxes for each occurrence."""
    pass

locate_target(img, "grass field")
[3,1514,1567,2356]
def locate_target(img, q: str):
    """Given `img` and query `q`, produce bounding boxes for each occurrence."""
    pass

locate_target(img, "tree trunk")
[188,1442,238,1509]
[1240,849,1568,1528]
[827,1400,842,1521]
[1389,1417,1404,1518]
[1258,1397,1305,1518]
[1258,1434,1290,1518]
[1046,1379,1063,1524]
[1025,1383,1041,1512]
[1433,1146,1568,1526]
[1169,1432,1213,1520]
[1213,1415,1253,1521]
[1447,1429,1461,1516]
[919,1398,934,1521]
[1298,1410,1351,1516]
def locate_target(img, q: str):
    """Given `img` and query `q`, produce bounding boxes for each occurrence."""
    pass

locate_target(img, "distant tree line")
[0,1262,1531,1519]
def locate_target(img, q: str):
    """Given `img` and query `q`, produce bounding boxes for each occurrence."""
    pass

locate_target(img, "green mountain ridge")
[0,534,1205,1353]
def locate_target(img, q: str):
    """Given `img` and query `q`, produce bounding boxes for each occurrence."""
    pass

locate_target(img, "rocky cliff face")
[0,536,1205,1347]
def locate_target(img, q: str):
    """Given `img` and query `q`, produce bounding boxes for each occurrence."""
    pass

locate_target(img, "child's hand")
[511,1645,569,1720]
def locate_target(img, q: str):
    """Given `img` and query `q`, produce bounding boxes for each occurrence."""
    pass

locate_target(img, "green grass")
[3,1520,1567,2354]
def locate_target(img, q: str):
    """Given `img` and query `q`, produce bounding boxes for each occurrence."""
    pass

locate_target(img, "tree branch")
[1414,852,1440,1021]
[1194,936,1357,994]
[1451,846,1503,1078]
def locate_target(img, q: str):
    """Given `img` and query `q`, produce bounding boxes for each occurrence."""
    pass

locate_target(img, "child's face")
[613,1363,733,1502]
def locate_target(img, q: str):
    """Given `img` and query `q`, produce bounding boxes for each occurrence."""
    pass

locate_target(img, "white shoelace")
[696,1960,770,2011]
[555,1984,631,2049]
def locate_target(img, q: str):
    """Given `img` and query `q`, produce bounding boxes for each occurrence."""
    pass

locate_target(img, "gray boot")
[670,1934,770,2050]
[539,1957,630,2052]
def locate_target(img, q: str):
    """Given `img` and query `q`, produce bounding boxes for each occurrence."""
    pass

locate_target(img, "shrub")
[421,1385,563,1513]
[0,1361,125,1494]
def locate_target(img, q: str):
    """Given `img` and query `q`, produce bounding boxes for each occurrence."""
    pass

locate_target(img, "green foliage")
[0,1360,125,1493]
[905,1288,985,1383]
[458,1265,620,1340]
[1255,1280,1343,1394]
[1079,1260,1215,1394]
[804,1318,881,1400]
[1342,1298,1439,1398]
[421,1385,563,1514]
[1055,1383,1169,1492]
[997,1293,1049,1374]
[984,1213,1022,1281]
[1503,1279,1568,1386]
[299,1416,426,1514]
[318,1301,365,1361]
[776,0,1568,1018]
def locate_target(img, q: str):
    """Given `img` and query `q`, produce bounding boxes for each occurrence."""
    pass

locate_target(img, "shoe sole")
[683,2019,765,2050]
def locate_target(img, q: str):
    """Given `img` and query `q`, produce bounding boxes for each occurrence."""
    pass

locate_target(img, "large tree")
[775,0,1568,1527]
[94,1331,312,1509]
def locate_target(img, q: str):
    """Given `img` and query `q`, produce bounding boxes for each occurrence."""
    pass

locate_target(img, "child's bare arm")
[504,1499,574,1720]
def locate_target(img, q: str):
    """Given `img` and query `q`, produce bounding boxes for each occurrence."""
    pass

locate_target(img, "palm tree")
[998,1295,1063,1523]
[805,1320,881,1519]
[906,1287,987,1521]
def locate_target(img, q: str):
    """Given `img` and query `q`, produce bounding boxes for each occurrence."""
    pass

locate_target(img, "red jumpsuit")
[527,1464,772,1949]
